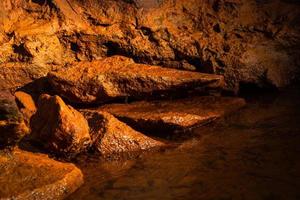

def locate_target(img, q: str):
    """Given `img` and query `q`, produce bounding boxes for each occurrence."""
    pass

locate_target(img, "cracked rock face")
[81,110,165,156]
[48,56,224,104]
[0,0,299,92]
[30,94,91,157]
[100,96,246,134]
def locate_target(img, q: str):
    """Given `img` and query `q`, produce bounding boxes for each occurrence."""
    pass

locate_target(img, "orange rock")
[81,110,165,156]
[0,63,51,91]
[15,91,36,124]
[30,94,91,157]
[100,96,246,134]
[0,91,29,148]
[0,149,83,200]
[48,56,224,104]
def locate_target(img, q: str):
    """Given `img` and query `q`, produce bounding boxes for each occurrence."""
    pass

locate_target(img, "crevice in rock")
[12,44,33,62]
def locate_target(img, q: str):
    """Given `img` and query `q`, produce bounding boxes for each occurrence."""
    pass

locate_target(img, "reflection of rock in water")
[68,88,300,200]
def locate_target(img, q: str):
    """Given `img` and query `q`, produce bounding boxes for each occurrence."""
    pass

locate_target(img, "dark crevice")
[12,44,33,62]
[238,81,278,97]
[70,42,80,52]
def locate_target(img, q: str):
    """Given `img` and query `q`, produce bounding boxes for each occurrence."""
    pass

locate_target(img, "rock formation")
[30,94,91,157]
[100,96,246,134]
[0,149,83,200]
[0,91,29,148]
[15,91,37,124]
[48,56,224,104]
[0,0,299,92]
[81,110,165,156]
[0,0,298,198]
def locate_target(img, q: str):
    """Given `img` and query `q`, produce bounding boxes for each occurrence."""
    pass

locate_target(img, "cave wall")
[0,0,300,91]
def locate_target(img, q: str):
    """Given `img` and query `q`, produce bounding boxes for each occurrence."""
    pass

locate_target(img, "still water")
[68,88,300,200]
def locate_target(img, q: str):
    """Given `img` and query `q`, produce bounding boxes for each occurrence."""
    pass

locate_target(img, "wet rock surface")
[68,88,300,200]
[100,96,246,134]
[0,91,29,148]
[48,56,224,104]
[0,149,83,200]
[81,110,165,157]
[30,94,91,157]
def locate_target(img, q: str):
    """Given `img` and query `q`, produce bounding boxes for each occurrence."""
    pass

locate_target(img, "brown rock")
[48,56,224,104]
[100,96,246,134]
[30,94,91,157]
[0,63,51,91]
[81,110,165,156]
[1,0,300,91]
[15,91,37,124]
[0,149,83,200]
[0,91,29,148]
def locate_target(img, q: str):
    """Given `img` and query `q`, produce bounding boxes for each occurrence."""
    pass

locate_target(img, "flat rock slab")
[100,96,246,134]
[0,149,83,200]
[48,56,224,104]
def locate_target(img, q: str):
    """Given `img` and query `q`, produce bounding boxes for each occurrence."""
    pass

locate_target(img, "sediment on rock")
[100,96,246,135]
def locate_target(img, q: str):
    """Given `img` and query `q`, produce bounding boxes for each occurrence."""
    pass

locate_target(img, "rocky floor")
[0,55,245,199]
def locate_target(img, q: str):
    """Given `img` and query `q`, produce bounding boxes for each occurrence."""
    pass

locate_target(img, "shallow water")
[68,88,300,200]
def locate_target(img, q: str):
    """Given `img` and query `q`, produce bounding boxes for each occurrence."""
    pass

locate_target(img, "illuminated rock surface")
[81,110,165,157]
[0,149,83,200]
[30,94,91,157]
[14,91,36,125]
[0,63,51,91]
[48,56,224,104]
[1,0,299,91]
[100,96,246,134]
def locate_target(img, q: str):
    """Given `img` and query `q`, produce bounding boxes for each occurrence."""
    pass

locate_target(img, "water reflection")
[68,88,300,200]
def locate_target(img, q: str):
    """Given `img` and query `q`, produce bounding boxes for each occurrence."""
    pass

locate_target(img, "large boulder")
[0,149,83,200]
[30,94,91,157]
[81,110,165,157]
[0,91,29,148]
[48,56,224,104]
[100,96,246,134]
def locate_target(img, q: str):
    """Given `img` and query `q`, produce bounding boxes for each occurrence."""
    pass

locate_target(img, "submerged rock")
[15,91,37,125]
[30,94,91,157]
[100,96,246,134]
[0,91,29,148]
[0,149,83,200]
[48,56,224,104]
[81,110,165,156]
